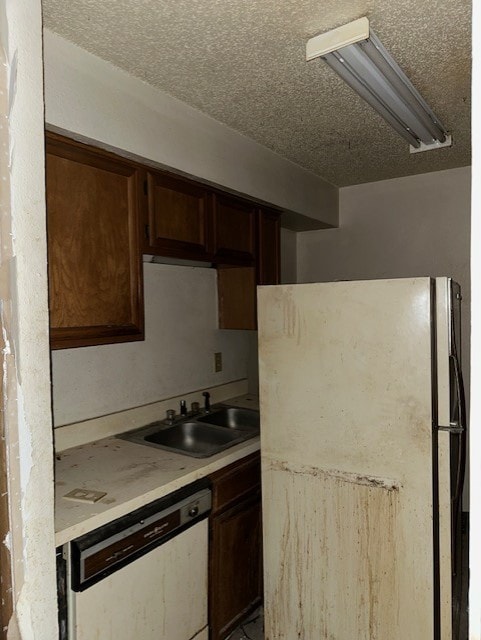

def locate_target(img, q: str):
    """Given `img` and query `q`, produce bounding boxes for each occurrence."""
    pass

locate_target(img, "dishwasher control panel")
[70,479,211,591]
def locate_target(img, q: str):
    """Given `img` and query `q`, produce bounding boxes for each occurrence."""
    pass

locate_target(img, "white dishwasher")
[58,479,211,640]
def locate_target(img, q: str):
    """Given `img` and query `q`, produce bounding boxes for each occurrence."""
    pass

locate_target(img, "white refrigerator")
[257,277,465,640]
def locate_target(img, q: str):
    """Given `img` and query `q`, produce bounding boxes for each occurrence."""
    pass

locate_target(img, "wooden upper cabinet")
[144,172,212,261]
[212,194,256,265]
[217,266,257,331]
[257,208,281,285]
[46,134,144,349]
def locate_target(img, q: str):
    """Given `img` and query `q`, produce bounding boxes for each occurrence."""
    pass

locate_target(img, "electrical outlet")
[214,352,223,373]
[63,488,107,503]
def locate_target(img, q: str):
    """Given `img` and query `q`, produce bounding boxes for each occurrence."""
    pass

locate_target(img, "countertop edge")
[55,437,260,547]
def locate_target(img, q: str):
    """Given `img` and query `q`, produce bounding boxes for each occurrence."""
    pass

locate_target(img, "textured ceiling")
[42,0,471,187]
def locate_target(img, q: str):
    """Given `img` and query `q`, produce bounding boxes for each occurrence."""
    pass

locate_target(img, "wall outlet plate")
[214,352,223,373]
[63,488,107,503]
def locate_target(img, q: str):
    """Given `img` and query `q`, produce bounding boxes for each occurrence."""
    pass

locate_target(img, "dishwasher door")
[74,521,208,640]
[64,481,211,640]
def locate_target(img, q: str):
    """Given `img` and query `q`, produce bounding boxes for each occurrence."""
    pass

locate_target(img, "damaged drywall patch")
[6,49,16,170]
[7,50,16,118]
[0,7,16,633]
[3,531,11,551]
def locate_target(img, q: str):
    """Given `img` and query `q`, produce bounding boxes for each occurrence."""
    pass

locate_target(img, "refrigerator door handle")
[437,425,464,433]
[438,354,466,507]
[437,355,465,434]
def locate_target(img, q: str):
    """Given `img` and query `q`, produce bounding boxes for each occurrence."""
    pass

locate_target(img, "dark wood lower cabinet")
[209,453,262,640]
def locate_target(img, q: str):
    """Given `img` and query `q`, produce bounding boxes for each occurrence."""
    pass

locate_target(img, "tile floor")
[228,608,264,640]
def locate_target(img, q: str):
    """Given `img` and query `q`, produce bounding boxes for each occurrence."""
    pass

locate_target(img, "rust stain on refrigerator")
[264,464,401,639]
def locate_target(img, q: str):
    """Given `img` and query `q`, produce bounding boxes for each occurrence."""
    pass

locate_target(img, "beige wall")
[52,262,252,426]
[298,166,471,508]
[1,0,57,636]
[299,167,470,292]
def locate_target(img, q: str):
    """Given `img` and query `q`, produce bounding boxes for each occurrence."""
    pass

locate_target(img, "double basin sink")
[119,406,259,458]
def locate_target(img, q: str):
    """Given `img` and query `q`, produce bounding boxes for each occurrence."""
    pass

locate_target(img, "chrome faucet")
[202,391,211,413]
[180,399,187,416]
[164,397,206,425]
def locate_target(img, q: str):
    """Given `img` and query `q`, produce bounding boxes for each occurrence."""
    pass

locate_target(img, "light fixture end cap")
[409,135,453,154]
[306,17,370,61]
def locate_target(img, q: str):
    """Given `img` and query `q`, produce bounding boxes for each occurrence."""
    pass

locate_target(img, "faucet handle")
[165,409,176,425]
[191,401,200,414]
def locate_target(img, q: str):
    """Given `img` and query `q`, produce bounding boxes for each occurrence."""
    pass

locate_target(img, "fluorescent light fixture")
[306,17,452,152]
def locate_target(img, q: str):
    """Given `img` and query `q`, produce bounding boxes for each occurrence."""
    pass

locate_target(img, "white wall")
[43,30,338,229]
[1,0,57,636]
[52,263,251,426]
[298,166,471,508]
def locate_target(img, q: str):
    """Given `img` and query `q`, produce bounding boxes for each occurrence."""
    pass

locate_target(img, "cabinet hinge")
[143,180,148,195]
[145,224,150,239]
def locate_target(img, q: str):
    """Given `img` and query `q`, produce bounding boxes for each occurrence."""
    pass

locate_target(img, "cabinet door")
[217,266,256,330]
[145,172,212,261]
[209,493,262,640]
[212,195,256,265]
[257,209,280,285]
[211,453,261,513]
[46,134,144,349]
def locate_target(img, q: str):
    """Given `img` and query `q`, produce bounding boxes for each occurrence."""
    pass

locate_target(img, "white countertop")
[55,395,259,546]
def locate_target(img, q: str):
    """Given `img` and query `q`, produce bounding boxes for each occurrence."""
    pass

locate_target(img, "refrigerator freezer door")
[436,278,453,640]
[258,278,437,640]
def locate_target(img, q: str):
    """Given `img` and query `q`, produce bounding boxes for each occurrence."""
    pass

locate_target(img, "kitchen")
[0,1,477,639]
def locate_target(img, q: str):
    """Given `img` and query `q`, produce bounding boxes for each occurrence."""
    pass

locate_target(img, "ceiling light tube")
[360,34,447,142]
[306,18,450,151]
[333,46,436,145]
[325,53,422,147]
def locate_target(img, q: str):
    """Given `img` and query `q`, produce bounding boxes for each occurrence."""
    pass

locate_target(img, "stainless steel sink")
[145,421,244,457]
[197,407,260,432]
[118,407,258,458]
